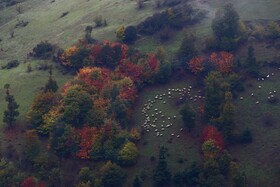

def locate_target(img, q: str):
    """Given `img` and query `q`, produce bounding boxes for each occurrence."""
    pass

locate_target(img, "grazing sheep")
[256,101,259,104]
[240,97,243,100]
[177,135,180,138]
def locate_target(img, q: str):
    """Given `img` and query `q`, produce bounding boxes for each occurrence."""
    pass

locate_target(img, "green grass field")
[127,76,203,186]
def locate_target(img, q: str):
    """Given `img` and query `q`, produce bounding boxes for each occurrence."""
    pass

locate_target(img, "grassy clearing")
[126,76,204,186]
[0,0,157,130]
[229,66,280,187]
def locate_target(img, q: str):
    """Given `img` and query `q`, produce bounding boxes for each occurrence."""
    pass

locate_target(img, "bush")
[136,0,144,9]
[15,19,29,28]
[1,60,19,69]
[32,41,56,59]
[239,128,252,143]
[94,15,103,27]
[158,27,173,42]
[124,26,137,43]
[262,112,274,126]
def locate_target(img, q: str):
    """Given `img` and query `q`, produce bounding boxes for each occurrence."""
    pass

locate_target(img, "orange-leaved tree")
[187,56,205,74]
[209,51,234,74]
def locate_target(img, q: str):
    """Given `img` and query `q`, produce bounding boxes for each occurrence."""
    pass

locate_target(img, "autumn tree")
[187,57,205,74]
[76,127,96,159]
[21,177,37,187]
[180,103,196,131]
[209,52,234,74]
[3,84,19,128]
[118,141,138,166]
[27,91,58,128]
[202,125,225,151]
[116,25,125,42]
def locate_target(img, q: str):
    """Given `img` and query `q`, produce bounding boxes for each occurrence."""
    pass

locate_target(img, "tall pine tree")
[3,84,19,128]
[220,92,235,142]
[44,66,58,93]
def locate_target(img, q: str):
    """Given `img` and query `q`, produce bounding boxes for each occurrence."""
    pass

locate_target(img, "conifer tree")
[44,66,58,92]
[220,92,235,142]
[3,84,19,128]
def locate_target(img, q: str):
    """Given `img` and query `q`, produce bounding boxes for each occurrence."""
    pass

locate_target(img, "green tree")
[266,21,280,40]
[78,167,94,185]
[177,34,198,67]
[44,67,58,93]
[218,151,231,176]
[62,87,92,126]
[204,72,224,121]
[153,147,171,186]
[27,91,57,128]
[100,161,126,187]
[211,3,246,51]
[180,103,195,131]
[124,26,137,43]
[24,130,40,161]
[245,46,259,76]
[219,92,235,142]
[233,171,247,187]
[3,84,19,128]
[118,141,138,166]
[133,175,141,187]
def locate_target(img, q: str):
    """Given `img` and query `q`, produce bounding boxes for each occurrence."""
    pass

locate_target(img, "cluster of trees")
[187,51,234,75]
[59,40,172,85]
[206,3,247,52]
[22,38,175,186]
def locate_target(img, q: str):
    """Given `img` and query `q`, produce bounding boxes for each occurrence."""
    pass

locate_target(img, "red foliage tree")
[209,52,234,74]
[187,57,205,74]
[202,125,225,150]
[21,177,36,187]
[76,127,97,159]
[147,53,159,72]
[117,60,143,83]
[90,44,102,63]
[119,86,137,102]
[76,67,112,92]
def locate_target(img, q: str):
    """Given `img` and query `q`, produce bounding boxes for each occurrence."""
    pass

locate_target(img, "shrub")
[1,60,19,69]
[262,112,274,126]
[15,19,29,28]
[60,11,68,18]
[124,26,137,43]
[32,41,56,59]
[158,27,172,42]
[136,0,144,9]
[239,128,252,143]
[94,15,103,27]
